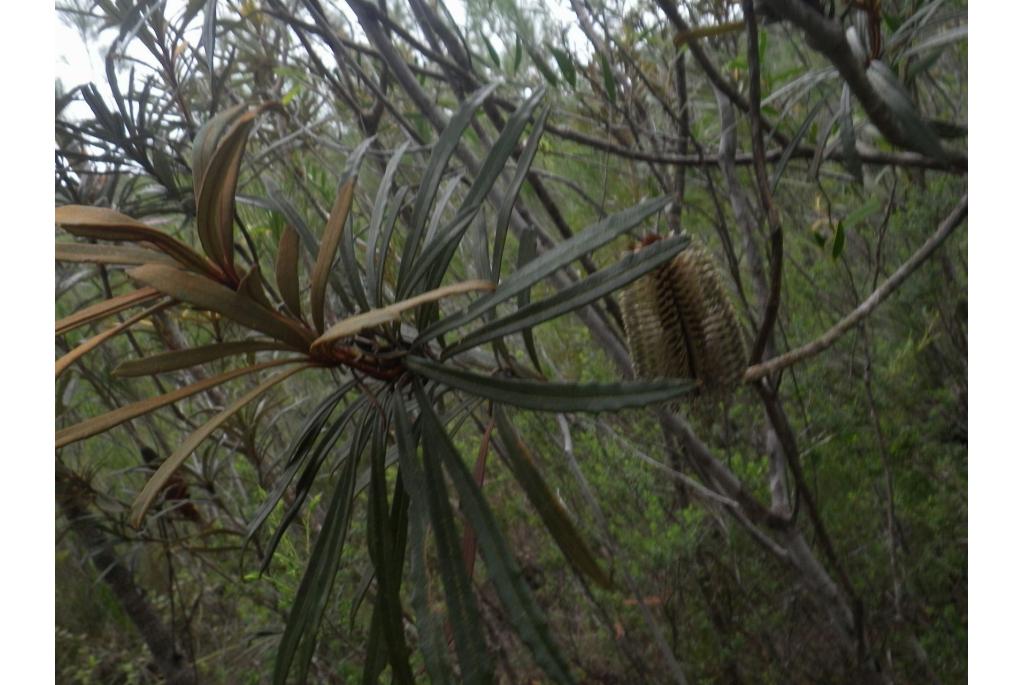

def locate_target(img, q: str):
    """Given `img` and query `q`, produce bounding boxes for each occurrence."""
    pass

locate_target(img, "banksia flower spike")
[620,235,747,400]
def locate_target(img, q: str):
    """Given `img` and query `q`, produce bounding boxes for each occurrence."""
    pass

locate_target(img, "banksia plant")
[55,87,703,683]
[620,235,747,399]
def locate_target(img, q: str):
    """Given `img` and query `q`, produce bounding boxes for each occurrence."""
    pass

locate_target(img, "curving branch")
[745,193,968,382]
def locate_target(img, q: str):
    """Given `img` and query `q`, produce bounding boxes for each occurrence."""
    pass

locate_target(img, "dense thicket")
[56,1,966,682]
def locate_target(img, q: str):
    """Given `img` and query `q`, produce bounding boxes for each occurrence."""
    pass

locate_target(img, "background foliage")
[56,0,966,682]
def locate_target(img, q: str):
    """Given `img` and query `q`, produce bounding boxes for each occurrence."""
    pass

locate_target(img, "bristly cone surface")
[620,237,747,400]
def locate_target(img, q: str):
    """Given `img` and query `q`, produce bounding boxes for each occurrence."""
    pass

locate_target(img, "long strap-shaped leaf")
[405,501,453,684]
[365,414,416,684]
[56,242,178,266]
[55,205,218,277]
[392,396,454,684]
[367,141,411,308]
[129,264,313,350]
[445,233,691,358]
[516,226,544,373]
[56,286,162,336]
[406,356,696,412]
[493,407,610,587]
[394,390,493,685]
[275,225,303,319]
[417,195,670,343]
[243,384,358,563]
[398,82,500,294]
[56,358,303,449]
[311,280,495,353]
[257,395,367,576]
[130,363,314,527]
[404,88,547,297]
[113,339,292,377]
[493,104,550,282]
[274,406,367,685]
[311,179,356,334]
[56,300,173,378]
[415,384,574,685]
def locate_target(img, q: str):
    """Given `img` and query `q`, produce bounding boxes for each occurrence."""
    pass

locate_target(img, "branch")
[654,0,791,149]
[761,0,963,164]
[744,0,784,364]
[745,193,968,382]
[535,117,964,171]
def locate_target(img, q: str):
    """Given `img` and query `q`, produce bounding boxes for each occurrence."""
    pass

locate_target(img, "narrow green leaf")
[516,228,543,374]
[482,33,501,69]
[424,174,463,249]
[844,198,883,227]
[832,221,846,260]
[513,36,522,73]
[447,233,690,357]
[394,390,492,684]
[362,603,388,685]
[549,46,576,88]
[526,43,560,87]
[367,142,410,308]
[259,403,365,577]
[399,82,500,292]
[246,387,360,568]
[273,412,364,685]
[131,364,312,527]
[374,185,408,309]
[494,407,610,587]
[903,24,968,59]
[202,0,217,74]
[418,195,670,343]
[366,415,416,684]
[335,138,377,316]
[407,356,696,412]
[417,386,574,684]
[493,104,549,281]
[410,88,546,298]
[600,53,617,106]
[392,395,453,684]
[771,97,826,193]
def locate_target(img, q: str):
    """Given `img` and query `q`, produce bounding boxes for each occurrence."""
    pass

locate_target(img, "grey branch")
[745,193,968,382]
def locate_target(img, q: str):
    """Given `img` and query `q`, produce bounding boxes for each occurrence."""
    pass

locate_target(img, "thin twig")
[745,193,967,382]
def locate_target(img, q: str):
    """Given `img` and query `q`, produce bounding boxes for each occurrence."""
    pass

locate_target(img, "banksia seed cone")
[620,236,747,398]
